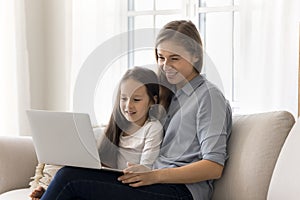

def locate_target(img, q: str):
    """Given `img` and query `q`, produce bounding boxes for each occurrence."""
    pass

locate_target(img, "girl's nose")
[126,99,133,109]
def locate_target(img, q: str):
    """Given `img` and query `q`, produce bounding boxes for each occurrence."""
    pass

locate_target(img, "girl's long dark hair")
[104,66,159,147]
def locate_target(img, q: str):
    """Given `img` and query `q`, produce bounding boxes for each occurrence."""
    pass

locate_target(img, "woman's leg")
[41,166,193,200]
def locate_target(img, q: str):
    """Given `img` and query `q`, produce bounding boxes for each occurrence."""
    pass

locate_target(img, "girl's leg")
[41,166,193,200]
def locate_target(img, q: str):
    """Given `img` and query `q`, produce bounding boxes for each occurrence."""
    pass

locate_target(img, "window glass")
[156,0,182,10]
[201,0,233,7]
[155,14,182,28]
[133,49,156,68]
[134,15,154,29]
[133,0,154,11]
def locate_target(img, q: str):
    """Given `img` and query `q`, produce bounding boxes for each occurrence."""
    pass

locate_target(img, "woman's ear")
[192,54,199,63]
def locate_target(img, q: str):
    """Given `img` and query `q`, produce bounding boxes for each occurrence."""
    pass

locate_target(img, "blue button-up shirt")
[154,75,232,200]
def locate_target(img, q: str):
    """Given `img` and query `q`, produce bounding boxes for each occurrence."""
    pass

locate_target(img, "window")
[198,0,240,112]
[126,0,240,111]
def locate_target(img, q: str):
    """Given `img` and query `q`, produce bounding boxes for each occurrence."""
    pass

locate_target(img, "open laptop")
[26,109,123,173]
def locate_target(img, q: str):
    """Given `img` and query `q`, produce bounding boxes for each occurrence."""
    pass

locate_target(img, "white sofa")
[0,111,299,200]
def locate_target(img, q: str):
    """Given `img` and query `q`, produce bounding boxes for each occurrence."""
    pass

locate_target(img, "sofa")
[0,111,299,199]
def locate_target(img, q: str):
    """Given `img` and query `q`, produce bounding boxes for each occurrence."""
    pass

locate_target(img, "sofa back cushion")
[212,111,295,200]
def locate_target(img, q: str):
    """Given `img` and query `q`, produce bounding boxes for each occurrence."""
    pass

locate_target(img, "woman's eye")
[158,56,165,61]
[120,97,127,101]
[134,99,141,102]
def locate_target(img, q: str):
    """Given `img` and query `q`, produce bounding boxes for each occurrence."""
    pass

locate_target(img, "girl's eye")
[171,57,179,61]
[120,97,127,101]
[134,98,142,102]
[158,56,165,61]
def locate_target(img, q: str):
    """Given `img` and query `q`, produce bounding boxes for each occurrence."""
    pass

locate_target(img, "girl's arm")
[119,159,223,187]
[139,121,163,168]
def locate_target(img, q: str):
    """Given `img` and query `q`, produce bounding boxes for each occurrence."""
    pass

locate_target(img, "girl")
[98,66,163,170]
[30,66,163,199]
[40,20,232,200]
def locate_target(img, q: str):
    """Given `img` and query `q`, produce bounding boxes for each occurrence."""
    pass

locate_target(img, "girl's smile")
[120,78,152,127]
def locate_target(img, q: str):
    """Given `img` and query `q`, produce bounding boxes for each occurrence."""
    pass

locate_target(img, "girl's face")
[157,40,199,89]
[120,78,153,127]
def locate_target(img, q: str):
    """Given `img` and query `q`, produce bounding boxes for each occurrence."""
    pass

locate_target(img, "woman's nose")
[163,60,171,71]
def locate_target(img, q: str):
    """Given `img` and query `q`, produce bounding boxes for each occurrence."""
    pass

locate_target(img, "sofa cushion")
[212,111,295,200]
[267,116,300,199]
[0,188,31,200]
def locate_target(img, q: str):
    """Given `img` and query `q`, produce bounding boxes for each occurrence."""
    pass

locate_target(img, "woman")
[40,20,232,200]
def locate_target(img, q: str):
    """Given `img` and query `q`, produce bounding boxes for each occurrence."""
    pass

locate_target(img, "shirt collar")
[175,75,205,97]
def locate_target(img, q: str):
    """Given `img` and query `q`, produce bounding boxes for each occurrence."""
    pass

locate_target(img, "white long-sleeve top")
[117,120,163,170]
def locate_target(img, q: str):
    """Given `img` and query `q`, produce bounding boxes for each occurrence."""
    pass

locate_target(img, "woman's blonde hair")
[155,20,203,73]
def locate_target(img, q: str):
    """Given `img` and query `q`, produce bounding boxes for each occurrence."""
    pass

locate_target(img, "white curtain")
[238,0,300,117]
[0,0,31,136]
[0,0,122,135]
[0,0,72,136]
[72,0,125,126]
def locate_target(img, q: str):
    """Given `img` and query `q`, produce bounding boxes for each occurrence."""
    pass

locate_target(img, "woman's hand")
[118,169,160,187]
[29,186,45,200]
[119,163,157,187]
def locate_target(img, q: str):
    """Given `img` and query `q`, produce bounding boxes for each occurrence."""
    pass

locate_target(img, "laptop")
[26,109,123,173]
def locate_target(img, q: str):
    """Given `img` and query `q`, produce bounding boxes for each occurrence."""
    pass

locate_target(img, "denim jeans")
[40,166,193,200]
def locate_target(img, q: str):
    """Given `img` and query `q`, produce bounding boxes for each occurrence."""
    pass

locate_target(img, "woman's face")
[157,40,198,89]
[119,78,152,127]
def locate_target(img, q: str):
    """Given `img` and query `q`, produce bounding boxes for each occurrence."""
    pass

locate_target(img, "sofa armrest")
[0,136,38,194]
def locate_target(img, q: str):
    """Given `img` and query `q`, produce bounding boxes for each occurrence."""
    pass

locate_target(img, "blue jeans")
[41,166,193,200]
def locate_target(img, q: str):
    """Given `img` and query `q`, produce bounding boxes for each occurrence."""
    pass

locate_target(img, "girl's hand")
[123,162,151,173]
[29,186,45,200]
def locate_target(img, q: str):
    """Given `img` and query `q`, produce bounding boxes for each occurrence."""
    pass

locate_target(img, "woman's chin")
[166,77,178,84]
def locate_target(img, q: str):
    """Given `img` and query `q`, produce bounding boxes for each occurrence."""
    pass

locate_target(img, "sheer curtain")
[72,0,126,126]
[0,0,72,136]
[0,0,31,136]
[0,0,124,135]
[238,0,300,117]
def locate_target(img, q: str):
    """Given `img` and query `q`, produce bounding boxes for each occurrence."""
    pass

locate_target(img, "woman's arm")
[157,159,223,183]
[119,159,223,187]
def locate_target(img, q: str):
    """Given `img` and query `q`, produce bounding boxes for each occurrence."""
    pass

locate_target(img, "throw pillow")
[29,163,62,190]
